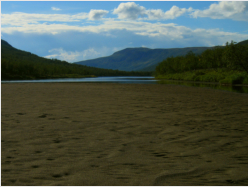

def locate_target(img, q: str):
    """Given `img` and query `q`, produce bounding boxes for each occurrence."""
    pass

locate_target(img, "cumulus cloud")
[44,46,121,62]
[51,7,61,11]
[113,2,146,20]
[45,48,100,62]
[45,48,81,62]
[164,6,192,19]
[146,6,193,20]
[88,9,109,20]
[191,1,248,21]
[113,2,192,20]
[81,48,100,59]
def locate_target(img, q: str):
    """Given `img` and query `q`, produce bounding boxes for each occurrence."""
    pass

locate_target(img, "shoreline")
[3,76,248,87]
[156,78,248,87]
[2,83,248,185]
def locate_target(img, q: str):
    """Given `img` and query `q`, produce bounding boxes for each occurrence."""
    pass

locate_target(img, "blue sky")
[1,1,248,63]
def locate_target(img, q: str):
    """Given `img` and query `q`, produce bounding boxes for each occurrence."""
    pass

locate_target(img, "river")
[1,76,248,94]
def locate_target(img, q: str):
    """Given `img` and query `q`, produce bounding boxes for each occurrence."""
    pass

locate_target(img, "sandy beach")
[1,83,248,185]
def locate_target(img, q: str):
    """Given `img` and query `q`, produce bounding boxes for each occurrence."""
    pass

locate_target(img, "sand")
[1,83,248,186]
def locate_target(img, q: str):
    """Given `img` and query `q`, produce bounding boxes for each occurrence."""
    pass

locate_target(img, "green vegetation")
[1,40,151,80]
[157,79,248,94]
[155,40,248,85]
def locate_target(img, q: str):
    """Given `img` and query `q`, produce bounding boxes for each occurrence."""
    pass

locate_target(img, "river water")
[2,76,248,94]
[1,76,156,84]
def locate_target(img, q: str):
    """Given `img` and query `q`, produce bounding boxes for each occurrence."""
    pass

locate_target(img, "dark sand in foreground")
[1,83,248,185]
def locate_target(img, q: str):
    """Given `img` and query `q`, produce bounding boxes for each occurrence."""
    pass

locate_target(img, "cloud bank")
[191,1,248,21]
[113,2,193,20]
[2,1,247,29]
[45,47,100,62]
[2,19,248,42]
[1,12,88,26]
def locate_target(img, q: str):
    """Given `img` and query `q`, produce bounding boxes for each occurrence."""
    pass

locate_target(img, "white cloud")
[81,48,100,59]
[2,3,248,51]
[113,2,146,20]
[2,19,248,45]
[45,47,103,62]
[1,9,109,26]
[113,2,192,20]
[146,6,193,20]
[51,7,61,11]
[191,1,248,21]
[44,46,126,62]
[164,6,193,19]
[1,12,88,26]
[45,48,81,62]
[88,9,109,20]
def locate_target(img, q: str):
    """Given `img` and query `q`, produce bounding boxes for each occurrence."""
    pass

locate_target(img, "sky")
[1,1,248,63]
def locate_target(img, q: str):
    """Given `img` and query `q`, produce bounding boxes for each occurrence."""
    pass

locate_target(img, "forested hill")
[155,40,248,85]
[1,40,150,80]
[237,39,248,46]
[2,40,13,48]
[75,46,211,72]
[75,39,248,72]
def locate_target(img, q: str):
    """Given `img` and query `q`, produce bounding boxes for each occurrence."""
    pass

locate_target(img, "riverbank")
[1,74,97,81]
[156,79,248,94]
[2,83,248,185]
[156,69,248,86]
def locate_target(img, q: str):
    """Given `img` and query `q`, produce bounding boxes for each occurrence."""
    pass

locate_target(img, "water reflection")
[157,80,248,94]
[2,76,248,94]
[1,76,156,84]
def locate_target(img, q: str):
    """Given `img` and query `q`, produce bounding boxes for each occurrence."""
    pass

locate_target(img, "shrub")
[219,73,245,85]
[242,77,248,85]
[199,72,225,82]
[230,74,245,84]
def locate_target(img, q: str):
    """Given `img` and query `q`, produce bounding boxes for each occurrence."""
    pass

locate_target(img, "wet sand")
[1,83,248,185]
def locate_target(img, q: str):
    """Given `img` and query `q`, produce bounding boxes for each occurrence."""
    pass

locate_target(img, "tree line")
[155,41,248,76]
[1,41,151,80]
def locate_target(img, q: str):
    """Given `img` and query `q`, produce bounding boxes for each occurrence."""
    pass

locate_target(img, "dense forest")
[155,40,248,85]
[1,40,151,80]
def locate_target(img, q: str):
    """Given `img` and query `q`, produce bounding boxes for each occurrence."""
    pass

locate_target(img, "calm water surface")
[2,76,248,94]
[1,76,156,84]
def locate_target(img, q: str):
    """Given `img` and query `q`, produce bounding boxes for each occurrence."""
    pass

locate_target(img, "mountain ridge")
[74,39,248,72]
[74,46,212,72]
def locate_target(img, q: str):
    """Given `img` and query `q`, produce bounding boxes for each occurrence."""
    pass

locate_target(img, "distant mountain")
[75,47,212,72]
[74,39,248,72]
